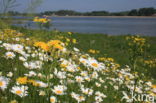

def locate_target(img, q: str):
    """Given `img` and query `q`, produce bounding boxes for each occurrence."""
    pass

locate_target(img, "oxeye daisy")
[71,92,85,102]
[11,86,28,97]
[75,76,84,83]
[52,85,67,95]
[5,52,15,59]
[0,76,9,90]
[50,96,57,103]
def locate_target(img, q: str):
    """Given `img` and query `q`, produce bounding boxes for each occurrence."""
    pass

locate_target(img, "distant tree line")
[2,7,156,16]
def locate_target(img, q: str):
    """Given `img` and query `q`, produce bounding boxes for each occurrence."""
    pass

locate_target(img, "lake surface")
[14,16,156,36]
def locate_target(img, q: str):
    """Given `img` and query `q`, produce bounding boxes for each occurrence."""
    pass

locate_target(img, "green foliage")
[38,7,156,16]
[128,7,156,16]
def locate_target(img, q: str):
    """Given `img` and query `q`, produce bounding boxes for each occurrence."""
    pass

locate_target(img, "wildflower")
[73,47,79,52]
[9,100,18,103]
[54,69,66,79]
[80,71,88,77]
[67,32,72,35]
[12,44,24,53]
[152,85,156,89]
[114,86,119,90]
[5,52,15,59]
[96,82,101,87]
[34,42,49,51]
[88,49,98,54]
[23,61,43,69]
[7,72,13,77]
[50,96,57,103]
[39,90,46,96]
[24,71,36,77]
[66,38,70,42]
[47,40,64,50]
[91,72,99,79]
[11,86,28,97]
[95,96,103,102]
[75,76,84,83]
[35,80,48,88]
[3,43,12,50]
[71,92,85,102]
[77,95,85,102]
[16,77,28,84]
[0,76,9,90]
[27,80,40,87]
[81,87,93,96]
[52,85,67,95]
[19,56,27,62]
[95,91,107,98]
[72,39,77,44]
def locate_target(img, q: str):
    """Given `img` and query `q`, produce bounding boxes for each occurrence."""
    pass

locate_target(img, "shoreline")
[1,15,156,18]
[50,16,156,18]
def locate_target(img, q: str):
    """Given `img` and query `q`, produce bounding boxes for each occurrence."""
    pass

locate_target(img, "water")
[13,16,156,36]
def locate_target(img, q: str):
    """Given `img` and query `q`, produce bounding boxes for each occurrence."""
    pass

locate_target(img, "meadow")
[0,17,156,103]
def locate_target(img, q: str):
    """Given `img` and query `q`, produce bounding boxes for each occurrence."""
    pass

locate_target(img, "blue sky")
[14,0,156,12]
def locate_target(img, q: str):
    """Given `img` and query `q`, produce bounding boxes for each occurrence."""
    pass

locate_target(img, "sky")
[14,0,156,12]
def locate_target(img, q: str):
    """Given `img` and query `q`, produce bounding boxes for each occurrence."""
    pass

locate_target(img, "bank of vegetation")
[1,7,156,17]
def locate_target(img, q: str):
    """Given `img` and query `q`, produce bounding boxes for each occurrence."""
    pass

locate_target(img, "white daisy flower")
[52,85,67,95]
[19,56,27,62]
[50,96,57,103]
[0,76,9,90]
[71,92,85,102]
[7,72,13,77]
[75,76,84,83]
[5,52,15,59]
[35,81,48,88]
[81,87,93,96]
[11,86,28,97]
[12,44,24,53]
[39,90,46,96]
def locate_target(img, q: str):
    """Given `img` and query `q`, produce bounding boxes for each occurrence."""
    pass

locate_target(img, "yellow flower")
[152,85,156,88]
[66,38,70,42]
[16,77,28,84]
[47,40,64,50]
[34,42,49,51]
[88,49,99,54]
[9,100,18,103]
[60,64,67,68]
[68,32,72,35]
[77,67,81,70]
[107,58,114,62]
[72,39,77,44]
[54,44,63,50]
[28,80,40,87]
[47,40,62,46]
[88,49,96,54]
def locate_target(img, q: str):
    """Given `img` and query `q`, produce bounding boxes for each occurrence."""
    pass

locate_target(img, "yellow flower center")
[8,54,13,57]
[92,63,98,67]
[0,81,3,86]
[79,96,84,99]
[16,90,22,95]
[56,90,62,94]
[50,98,55,102]
[81,61,85,63]
[60,64,67,68]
